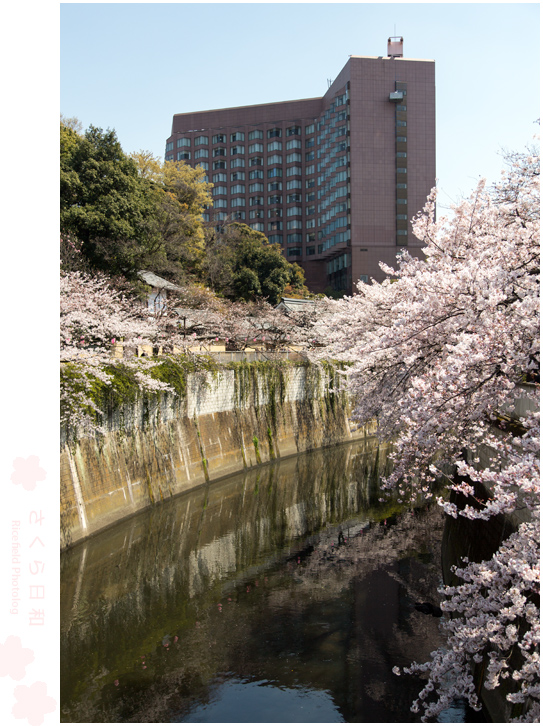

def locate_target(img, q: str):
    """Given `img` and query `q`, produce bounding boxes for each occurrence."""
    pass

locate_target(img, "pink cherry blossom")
[314,144,540,722]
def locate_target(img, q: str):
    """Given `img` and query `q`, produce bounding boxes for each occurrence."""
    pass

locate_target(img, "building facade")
[165,40,435,294]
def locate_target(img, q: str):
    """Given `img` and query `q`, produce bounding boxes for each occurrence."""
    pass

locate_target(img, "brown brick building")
[165,40,435,294]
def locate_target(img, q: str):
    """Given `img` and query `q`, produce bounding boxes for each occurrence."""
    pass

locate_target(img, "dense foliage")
[60,120,309,302]
[313,146,540,721]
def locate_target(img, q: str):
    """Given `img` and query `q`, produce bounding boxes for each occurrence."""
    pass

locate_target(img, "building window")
[233,211,246,220]
[230,132,245,142]
[286,152,302,163]
[287,219,303,230]
[305,124,315,134]
[286,179,302,190]
[249,169,264,179]
[212,186,227,196]
[267,168,283,178]
[195,148,209,159]
[213,160,226,170]
[195,135,208,146]
[267,141,282,152]
[306,218,315,229]
[249,143,263,153]
[306,246,315,255]
[286,139,302,150]
[196,161,208,171]
[177,151,191,160]
[268,181,282,191]
[231,171,245,181]
[250,222,264,232]
[306,192,315,202]
[287,126,301,136]
[250,196,264,206]
[287,234,303,244]
[213,147,226,157]
[287,193,301,203]
[268,234,283,244]
[396,214,408,220]
[305,151,315,162]
[231,158,245,168]
[231,145,245,155]
[250,209,264,219]
[396,152,407,158]
[212,134,226,144]
[397,183,407,189]
[214,199,227,208]
[177,137,191,148]
[268,208,282,218]
[306,178,315,188]
[249,182,264,193]
[306,205,315,216]
[287,166,302,177]
[165,141,174,152]
[267,154,282,165]
[231,197,246,207]
[213,173,227,183]
[268,194,282,204]
[268,221,283,231]
[267,128,282,139]
[287,206,302,216]
[305,137,315,148]
[306,164,315,175]
[249,129,263,140]
[231,184,246,194]
[397,167,407,174]
[306,232,316,243]
[396,121,407,127]
[287,248,302,257]
[249,157,263,167]
[397,198,407,205]
[396,136,407,143]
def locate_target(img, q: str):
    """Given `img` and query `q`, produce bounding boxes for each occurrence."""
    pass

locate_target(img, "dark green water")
[60,439,486,723]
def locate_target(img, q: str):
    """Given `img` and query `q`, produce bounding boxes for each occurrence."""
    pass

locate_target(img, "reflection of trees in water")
[62,443,447,723]
[269,505,444,604]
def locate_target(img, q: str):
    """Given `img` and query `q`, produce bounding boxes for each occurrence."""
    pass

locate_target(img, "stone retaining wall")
[61,363,371,550]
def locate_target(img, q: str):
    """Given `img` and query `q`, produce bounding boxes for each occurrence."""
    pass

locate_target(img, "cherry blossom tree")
[61,271,172,435]
[313,146,540,721]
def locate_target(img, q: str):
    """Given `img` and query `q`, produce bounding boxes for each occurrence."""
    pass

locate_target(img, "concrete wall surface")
[61,364,372,550]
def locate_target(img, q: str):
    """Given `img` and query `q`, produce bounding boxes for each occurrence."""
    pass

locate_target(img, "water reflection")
[61,440,486,723]
[179,677,343,723]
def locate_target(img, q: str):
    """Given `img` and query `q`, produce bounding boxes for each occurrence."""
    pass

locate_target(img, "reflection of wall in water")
[61,442,390,630]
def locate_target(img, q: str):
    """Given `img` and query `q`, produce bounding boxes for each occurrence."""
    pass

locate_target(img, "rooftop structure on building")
[165,39,435,295]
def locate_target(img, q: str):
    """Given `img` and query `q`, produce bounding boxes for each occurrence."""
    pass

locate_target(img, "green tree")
[204,223,308,305]
[60,124,161,275]
[130,152,213,281]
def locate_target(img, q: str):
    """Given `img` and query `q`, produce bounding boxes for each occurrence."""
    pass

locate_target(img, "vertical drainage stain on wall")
[66,449,89,538]
[61,362,371,549]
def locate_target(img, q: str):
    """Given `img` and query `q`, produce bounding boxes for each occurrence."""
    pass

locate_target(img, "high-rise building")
[165,39,435,294]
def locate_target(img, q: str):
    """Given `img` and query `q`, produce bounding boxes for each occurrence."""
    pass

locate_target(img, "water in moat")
[60,439,487,723]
